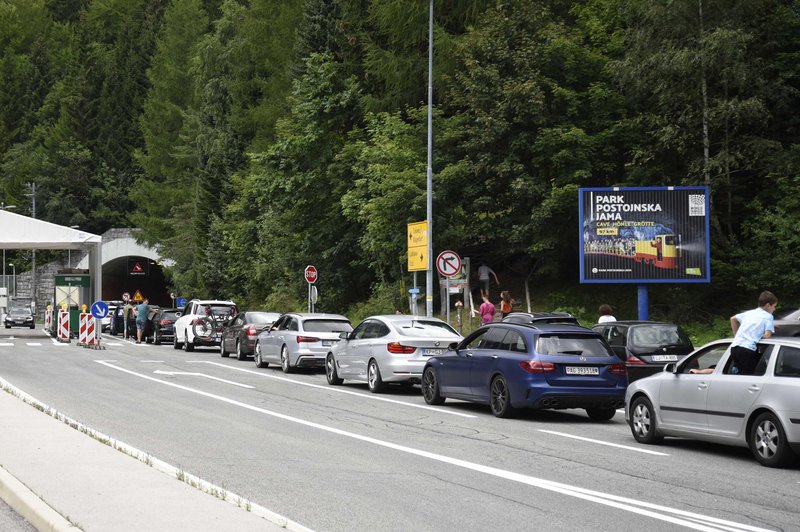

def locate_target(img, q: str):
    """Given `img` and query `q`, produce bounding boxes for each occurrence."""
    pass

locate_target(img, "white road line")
[0,342,14,346]
[189,360,476,419]
[26,343,42,347]
[153,370,253,389]
[141,360,164,363]
[106,343,123,346]
[94,360,771,532]
[538,430,669,456]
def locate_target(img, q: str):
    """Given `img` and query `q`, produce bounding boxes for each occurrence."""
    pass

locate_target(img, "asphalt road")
[1,327,798,531]
[0,498,35,532]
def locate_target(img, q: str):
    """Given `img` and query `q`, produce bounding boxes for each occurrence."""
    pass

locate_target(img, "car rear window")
[775,346,800,377]
[536,334,614,357]
[396,320,460,337]
[247,312,276,324]
[162,311,180,320]
[303,320,353,333]
[205,304,236,318]
[629,325,692,349]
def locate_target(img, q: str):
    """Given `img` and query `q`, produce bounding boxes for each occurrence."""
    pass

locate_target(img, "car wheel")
[586,407,617,421]
[422,367,445,405]
[630,396,662,444]
[254,342,268,368]
[236,340,248,361]
[183,332,194,352]
[367,359,385,393]
[30,324,36,329]
[280,346,293,374]
[326,354,343,385]
[750,412,794,467]
[173,335,182,350]
[490,375,515,418]
[154,331,161,345]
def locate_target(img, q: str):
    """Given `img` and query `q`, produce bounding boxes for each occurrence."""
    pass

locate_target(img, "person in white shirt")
[477,264,499,295]
[598,304,616,323]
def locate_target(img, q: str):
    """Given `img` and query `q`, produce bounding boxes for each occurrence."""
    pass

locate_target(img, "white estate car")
[173,299,237,352]
[626,337,800,467]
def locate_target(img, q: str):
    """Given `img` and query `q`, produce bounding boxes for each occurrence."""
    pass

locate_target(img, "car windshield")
[629,325,692,348]
[396,320,460,337]
[536,334,614,357]
[303,319,353,333]
[10,307,29,314]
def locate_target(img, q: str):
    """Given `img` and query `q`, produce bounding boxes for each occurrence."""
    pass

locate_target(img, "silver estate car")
[626,338,800,467]
[254,313,352,373]
[326,315,462,393]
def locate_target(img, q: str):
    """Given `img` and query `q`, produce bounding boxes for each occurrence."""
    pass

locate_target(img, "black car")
[221,311,281,360]
[502,311,582,326]
[772,308,800,337]
[4,306,35,329]
[147,307,181,345]
[591,320,694,382]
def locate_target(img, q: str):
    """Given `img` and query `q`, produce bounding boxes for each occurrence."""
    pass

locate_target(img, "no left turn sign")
[436,250,461,277]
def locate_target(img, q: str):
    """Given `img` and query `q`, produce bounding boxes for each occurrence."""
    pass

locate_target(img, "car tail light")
[519,360,556,373]
[296,335,320,343]
[609,363,627,376]
[160,319,173,325]
[190,318,203,325]
[387,342,417,354]
[246,326,258,336]
[626,354,646,365]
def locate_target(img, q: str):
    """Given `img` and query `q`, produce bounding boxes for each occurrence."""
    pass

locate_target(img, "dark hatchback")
[502,311,581,326]
[147,308,182,345]
[221,311,280,360]
[591,321,694,382]
[422,323,627,419]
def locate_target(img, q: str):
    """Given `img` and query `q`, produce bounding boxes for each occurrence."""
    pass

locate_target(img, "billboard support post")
[637,285,649,321]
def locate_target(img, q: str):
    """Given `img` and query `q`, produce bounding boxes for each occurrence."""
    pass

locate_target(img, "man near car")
[729,290,777,375]
[135,298,150,344]
[122,299,134,340]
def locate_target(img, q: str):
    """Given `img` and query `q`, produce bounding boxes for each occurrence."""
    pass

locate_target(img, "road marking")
[141,360,164,363]
[153,369,254,389]
[0,342,14,346]
[106,343,123,346]
[538,430,669,456]
[26,343,42,347]
[94,360,771,532]
[189,360,476,419]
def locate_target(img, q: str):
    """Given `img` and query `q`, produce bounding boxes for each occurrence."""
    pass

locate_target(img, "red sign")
[436,250,462,277]
[304,265,318,284]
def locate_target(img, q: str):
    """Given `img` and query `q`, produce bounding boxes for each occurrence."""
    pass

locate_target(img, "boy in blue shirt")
[729,291,777,374]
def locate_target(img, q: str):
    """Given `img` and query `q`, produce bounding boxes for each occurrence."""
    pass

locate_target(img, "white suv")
[173,299,237,352]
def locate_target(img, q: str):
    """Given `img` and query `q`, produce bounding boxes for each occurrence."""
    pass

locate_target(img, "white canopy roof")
[0,210,101,249]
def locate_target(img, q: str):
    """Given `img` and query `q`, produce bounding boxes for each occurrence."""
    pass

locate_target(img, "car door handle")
[465,353,473,358]
[697,382,708,389]
[491,355,498,359]
[748,385,760,393]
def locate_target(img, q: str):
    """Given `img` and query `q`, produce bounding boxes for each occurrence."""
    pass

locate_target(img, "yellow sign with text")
[407,221,428,272]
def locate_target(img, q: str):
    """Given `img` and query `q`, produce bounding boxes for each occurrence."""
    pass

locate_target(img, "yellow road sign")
[407,221,428,272]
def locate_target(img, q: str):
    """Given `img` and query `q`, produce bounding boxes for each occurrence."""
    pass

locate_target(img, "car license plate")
[322,340,333,346]
[423,348,445,356]
[565,366,599,375]
[651,354,678,362]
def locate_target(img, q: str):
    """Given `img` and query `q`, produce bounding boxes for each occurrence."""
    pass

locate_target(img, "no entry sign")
[436,250,461,277]
[304,265,318,284]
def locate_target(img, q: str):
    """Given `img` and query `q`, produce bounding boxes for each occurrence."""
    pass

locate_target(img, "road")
[0,327,797,531]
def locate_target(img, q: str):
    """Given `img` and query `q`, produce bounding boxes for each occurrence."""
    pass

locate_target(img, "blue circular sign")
[91,301,109,319]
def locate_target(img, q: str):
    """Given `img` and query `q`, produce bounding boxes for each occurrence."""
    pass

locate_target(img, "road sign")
[305,265,318,284]
[122,292,130,301]
[408,288,420,294]
[407,221,428,272]
[176,297,187,308]
[90,301,109,319]
[132,290,144,302]
[436,250,462,277]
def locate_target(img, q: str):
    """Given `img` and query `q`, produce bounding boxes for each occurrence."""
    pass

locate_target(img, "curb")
[0,465,80,532]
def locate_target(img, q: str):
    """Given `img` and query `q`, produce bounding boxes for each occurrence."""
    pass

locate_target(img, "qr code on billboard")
[688,194,705,216]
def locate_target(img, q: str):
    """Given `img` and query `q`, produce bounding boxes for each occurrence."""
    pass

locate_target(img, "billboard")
[579,187,710,283]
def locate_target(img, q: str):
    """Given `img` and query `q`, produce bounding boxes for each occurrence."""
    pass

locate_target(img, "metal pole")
[445,278,450,324]
[27,183,36,315]
[425,0,434,317]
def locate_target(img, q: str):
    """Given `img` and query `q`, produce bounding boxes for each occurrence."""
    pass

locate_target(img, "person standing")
[729,291,777,374]
[477,264,499,295]
[500,291,514,319]
[135,298,150,344]
[598,304,616,323]
[477,294,496,325]
[122,299,134,340]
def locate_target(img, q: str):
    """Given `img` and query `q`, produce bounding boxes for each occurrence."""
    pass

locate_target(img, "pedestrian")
[477,263,499,295]
[729,290,777,375]
[477,294,496,325]
[135,298,150,344]
[598,304,616,323]
[500,290,514,319]
[122,299,134,340]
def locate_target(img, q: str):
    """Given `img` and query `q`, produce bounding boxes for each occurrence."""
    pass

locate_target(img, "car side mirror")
[339,331,350,340]
[448,342,459,351]
[664,362,677,374]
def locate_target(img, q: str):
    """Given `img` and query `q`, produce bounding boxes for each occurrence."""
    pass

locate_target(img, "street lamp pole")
[26,182,36,314]
[425,0,434,317]
[9,264,15,298]
[0,203,16,291]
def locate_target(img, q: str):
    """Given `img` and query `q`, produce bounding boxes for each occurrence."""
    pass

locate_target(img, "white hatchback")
[626,338,800,467]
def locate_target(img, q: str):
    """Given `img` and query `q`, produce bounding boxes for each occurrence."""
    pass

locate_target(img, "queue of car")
[96,303,799,468]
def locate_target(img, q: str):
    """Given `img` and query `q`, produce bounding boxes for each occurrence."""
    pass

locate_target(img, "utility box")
[54,274,91,335]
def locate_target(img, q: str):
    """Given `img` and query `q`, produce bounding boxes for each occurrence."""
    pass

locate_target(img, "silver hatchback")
[326,315,462,393]
[255,313,352,373]
[626,338,800,467]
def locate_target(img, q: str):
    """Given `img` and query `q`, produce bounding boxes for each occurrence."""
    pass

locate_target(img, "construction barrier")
[44,310,53,336]
[57,310,70,343]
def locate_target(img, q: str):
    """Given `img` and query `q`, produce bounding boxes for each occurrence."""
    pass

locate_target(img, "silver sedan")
[326,315,462,393]
[626,337,800,467]
[254,313,352,373]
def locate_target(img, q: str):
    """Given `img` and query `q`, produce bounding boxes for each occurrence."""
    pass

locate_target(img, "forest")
[1,0,799,325]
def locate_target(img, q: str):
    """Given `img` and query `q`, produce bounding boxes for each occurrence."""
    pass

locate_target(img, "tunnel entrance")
[102,256,171,306]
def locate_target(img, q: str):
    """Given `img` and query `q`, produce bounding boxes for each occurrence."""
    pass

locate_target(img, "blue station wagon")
[422,323,628,419]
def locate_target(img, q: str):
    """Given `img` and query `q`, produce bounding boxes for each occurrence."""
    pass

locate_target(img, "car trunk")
[536,334,625,388]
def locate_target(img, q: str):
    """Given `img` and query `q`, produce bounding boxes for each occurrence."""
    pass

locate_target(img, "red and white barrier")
[57,310,70,342]
[44,310,53,335]
[78,313,99,347]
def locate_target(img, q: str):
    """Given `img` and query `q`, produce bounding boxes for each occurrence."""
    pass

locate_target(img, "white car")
[173,299,237,352]
[326,315,462,393]
[626,337,800,467]
[254,313,352,372]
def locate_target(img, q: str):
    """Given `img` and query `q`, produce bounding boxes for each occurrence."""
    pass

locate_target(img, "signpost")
[305,265,318,312]
[436,250,461,324]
